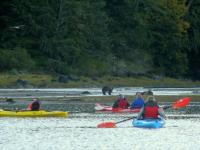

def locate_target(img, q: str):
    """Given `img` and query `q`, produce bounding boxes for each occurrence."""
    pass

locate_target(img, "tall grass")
[0,73,200,88]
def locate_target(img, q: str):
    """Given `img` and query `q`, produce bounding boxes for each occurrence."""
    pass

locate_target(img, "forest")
[0,0,200,80]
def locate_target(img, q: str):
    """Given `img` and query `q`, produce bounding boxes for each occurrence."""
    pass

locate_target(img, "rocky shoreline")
[0,87,200,104]
[1,95,200,104]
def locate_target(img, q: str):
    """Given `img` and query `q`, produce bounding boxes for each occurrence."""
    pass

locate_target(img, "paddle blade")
[97,122,116,128]
[172,97,190,109]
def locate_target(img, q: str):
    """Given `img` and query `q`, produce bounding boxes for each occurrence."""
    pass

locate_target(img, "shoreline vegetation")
[1,73,200,88]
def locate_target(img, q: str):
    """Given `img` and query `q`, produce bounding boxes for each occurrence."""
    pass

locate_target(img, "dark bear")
[141,90,153,95]
[102,86,113,95]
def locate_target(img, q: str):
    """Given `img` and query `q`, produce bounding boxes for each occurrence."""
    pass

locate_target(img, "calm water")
[1,88,200,150]
[0,113,200,150]
[0,102,200,150]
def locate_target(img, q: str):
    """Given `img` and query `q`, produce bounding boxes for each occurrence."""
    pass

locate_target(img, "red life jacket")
[118,99,128,109]
[143,106,158,118]
[27,100,40,111]
[27,103,32,110]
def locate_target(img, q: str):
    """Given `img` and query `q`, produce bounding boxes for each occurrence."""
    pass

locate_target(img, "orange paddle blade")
[172,97,190,109]
[97,122,116,128]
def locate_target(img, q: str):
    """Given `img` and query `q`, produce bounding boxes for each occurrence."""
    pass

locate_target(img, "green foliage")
[148,0,189,77]
[0,48,34,71]
[186,0,200,79]
[0,0,199,80]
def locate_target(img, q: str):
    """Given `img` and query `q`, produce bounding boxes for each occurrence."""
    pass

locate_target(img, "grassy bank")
[1,73,200,88]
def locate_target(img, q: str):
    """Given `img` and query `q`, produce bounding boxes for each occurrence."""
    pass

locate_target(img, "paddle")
[97,97,190,128]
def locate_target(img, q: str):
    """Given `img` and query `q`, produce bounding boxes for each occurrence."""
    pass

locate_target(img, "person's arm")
[158,108,166,118]
[126,98,130,107]
[27,103,32,110]
[130,99,134,108]
[137,106,144,119]
[112,100,119,108]
[130,98,137,108]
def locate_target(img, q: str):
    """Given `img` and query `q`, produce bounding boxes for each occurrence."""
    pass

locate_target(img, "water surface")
[0,113,200,150]
[0,88,200,150]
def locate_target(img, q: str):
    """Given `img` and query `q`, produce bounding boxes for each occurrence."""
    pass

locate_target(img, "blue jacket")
[130,97,144,109]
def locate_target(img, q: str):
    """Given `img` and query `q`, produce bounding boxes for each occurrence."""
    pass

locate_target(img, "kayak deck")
[0,110,68,117]
[95,103,140,113]
[133,118,164,128]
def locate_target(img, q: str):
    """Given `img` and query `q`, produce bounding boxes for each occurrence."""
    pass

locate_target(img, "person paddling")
[137,96,165,119]
[130,92,145,109]
[112,94,130,109]
[27,99,41,111]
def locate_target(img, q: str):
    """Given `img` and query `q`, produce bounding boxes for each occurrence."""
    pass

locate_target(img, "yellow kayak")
[0,110,68,117]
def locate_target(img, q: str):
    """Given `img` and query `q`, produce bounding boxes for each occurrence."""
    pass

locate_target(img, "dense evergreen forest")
[0,0,199,80]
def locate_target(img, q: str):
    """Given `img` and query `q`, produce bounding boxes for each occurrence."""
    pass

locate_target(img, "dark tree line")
[0,0,200,79]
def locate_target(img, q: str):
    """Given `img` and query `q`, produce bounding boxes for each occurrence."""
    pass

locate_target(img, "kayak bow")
[0,110,68,117]
[95,103,140,113]
[133,118,165,128]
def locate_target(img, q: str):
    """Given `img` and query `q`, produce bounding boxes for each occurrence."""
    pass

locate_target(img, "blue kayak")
[132,118,164,128]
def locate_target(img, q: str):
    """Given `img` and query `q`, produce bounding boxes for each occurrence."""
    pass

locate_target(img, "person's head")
[135,92,143,98]
[145,96,157,106]
[32,98,39,102]
[118,94,125,99]
[146,96,156,102]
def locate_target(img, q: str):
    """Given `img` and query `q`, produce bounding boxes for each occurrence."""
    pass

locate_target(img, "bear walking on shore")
[102,86,113,95]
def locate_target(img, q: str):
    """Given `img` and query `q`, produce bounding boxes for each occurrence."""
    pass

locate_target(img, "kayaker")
[112,94,130,109]
[130,92,145,109]
[27,99,41,111]
[137,96,166,119]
